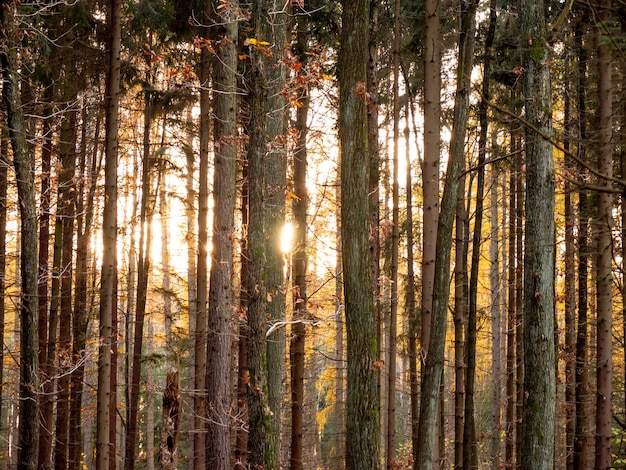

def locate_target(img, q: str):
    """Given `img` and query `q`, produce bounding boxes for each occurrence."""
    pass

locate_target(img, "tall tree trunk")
[96,0,121,466]
[159,371,181,470]
[194,13,211,468]
[125,93,156,470]
[594,2,613,468]
[489,168,502,470]
[69,104,100,470]
[453,166,468,470]
[37,89,54,470]
[386,0,401,465]
[338,0,379,467]
[519,0,556,467]
[183,105,197,466]
[263,3,288,462]
[205,2,238,467]
[334,176,345,470]
[290,20,310,469]
[461,3,481,467]
[563,40,576,470]
[416,0,475,467]
[245,0,276,466]
[505,163,516,466]
[404,101,419,470]
[0,3,39,468]
[54,63,79,470]
[0,115,8,466]
[235,159,249,470]
[421,0,440,364]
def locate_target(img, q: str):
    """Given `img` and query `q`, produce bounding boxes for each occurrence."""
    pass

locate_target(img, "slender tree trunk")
[489,168,502,470]
[37,90,54,470]
[194,17,211,469]
[461,4,480,468]
[290,22,310,469]
[96,0,121,466]
[125,95,156,470]
[519,0,556,467]
[69,104,99,470]
[235,160,249,470]
[205,2,238,466]
[334,175,345,470]
[184,105,197,466]
[159,371,181,470]
[453,170,468,470]
[0,3,39,468]
[505,163,516,466]
[263,4,288,462]
[245,1,276,465]
[417,0,475,467]
[54,65,79,470]
[146,321,155,470]
[338,0,380,467]
[404,102,419,470]
[563,42,576,470]
[594,2,613,468]
[0,114,8,466]
[421,0,440,365]
[386,0,401,465]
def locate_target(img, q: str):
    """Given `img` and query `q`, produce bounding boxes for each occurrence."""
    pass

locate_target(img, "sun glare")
[281,222,294,254]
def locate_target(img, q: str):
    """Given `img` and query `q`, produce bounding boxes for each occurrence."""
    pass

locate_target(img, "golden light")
[280,221,294,254]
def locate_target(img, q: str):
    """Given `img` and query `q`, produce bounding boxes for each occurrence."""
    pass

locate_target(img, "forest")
[1,0,625,468]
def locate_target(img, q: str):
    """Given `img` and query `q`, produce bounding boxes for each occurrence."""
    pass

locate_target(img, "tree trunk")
[205,2,238,467]
[338,0,379,467]
[290,21,310,469]
[125,91,156,470]
[54,61,79,470]
[404,102,419,470]
[386,0,401,465]
[0,113,8,466]
[416,0,475,467]
[194,15,211,468]
[183,105,197,466]
[96,0,121,466]
[264,2,288,460]
[159,371,181,470]
[421,0,441,362]
[519,0,556,467]
[37,90,54,470]
[245,0,276,465]
[0,3,40,468]
[462,3,481,468]
[69,103,100,470]
[594,2,613,468]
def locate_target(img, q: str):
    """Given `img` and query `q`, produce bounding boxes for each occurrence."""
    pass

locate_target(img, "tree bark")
[338,0,379,467]
[96,0,121,466]
[205,2,238,467]
[1,3,40,468]
[519,0,556,468]
[594,2,613,468]
[159,371,181,470]
[290,20,310,469]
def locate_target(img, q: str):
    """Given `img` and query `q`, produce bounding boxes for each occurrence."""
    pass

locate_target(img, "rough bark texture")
[194,14,211,469]
[416,0,474,466]
[290,24,309,469]
[421,0,441,358]
[205,3,238,467]
[1,3,40,468]
[338,0,380,468]
[97,0,121,467]
[594,2,613,468]
[245,0,275,466]
[159,371,181,470]
[519,0,556,468]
